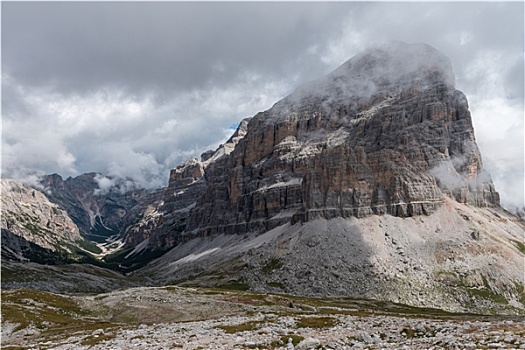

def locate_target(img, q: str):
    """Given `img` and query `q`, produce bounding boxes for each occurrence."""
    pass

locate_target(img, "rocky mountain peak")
[332,41,455,87]
[269,42,455,126]
[183,42,499,237]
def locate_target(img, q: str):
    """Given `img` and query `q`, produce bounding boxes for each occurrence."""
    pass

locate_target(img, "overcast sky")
[2,2,523,210]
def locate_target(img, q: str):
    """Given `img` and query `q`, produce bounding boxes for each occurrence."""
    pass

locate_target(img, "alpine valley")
[2,42,525,349]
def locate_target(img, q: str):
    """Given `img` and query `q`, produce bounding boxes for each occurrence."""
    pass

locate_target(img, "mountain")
[125,42,501,251]
[128,42,522,314]
[1,178,95,263]
[185,41,498,236]
[40,172,147,243]
[123,41,503,253]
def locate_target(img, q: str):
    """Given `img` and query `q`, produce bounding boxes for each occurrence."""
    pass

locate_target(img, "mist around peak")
[273,42,456,123]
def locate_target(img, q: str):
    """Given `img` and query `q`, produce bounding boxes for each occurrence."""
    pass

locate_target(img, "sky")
[1,2,524,210]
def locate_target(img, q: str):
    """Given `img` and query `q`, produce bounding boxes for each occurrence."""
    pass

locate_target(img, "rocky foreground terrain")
[2,286,525,350]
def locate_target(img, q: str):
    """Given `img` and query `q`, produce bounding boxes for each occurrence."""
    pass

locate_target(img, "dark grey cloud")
[2,2,523,210]
[3,2,349,96]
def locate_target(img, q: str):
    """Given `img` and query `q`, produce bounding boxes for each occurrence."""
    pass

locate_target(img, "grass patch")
[1,289,92,332]
[168,276,198,286]
[1,288,121,340]
[216,281,250,291]
[42,322,116,335]
[111,314,139,323]
[2,289,87,314]
[466,287,508,305]
[77,238,103,254]
[266,281,285,289]
[80,331,117,346]
[280,334,304,346]
[436,270,457,276]
[271,293,474,319]
[515,283,525,305]
[22,222,47,236]
[297,316,337,329]
[510,239,525,255]
[1,304,30,332]
[217,320,262,333]
[463,274,508,305]
[400,328,418,338]
[102,246,167,272]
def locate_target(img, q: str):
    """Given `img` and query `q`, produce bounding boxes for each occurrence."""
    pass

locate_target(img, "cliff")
[184,41,499,238]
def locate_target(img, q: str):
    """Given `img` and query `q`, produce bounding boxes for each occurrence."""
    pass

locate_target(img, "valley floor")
[2,286,524,350]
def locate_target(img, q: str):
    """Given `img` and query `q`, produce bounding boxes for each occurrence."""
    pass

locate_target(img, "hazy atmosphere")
[2,2,523,210]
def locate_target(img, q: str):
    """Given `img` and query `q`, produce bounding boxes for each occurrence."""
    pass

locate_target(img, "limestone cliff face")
[1,178,82,261]
[185,42,499,237]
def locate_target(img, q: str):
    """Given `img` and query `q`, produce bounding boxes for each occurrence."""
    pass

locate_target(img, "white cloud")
[2,69,292,189]
[469,97,524,210]
[93,174,116,195]
[459,31,473,46]
[460,50,524,210]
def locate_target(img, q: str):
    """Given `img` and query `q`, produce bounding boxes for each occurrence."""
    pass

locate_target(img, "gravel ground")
[2,286,524,350]
[6,312,525,349]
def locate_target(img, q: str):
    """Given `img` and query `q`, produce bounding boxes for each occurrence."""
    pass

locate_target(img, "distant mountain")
[1,178,142,292]
[1,178,98,264]
[39,172,147,243]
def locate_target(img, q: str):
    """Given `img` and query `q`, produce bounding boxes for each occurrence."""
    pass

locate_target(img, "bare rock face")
[99,42,502,283]
[1,178,82,262]
[185,42,499,237]
[120,160,207,253]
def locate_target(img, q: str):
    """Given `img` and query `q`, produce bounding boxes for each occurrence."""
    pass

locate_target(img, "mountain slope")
[1,178,141,292]
[138,197,524,314]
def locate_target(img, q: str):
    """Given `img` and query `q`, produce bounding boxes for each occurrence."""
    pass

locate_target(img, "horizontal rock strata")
[184,42,499,237]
